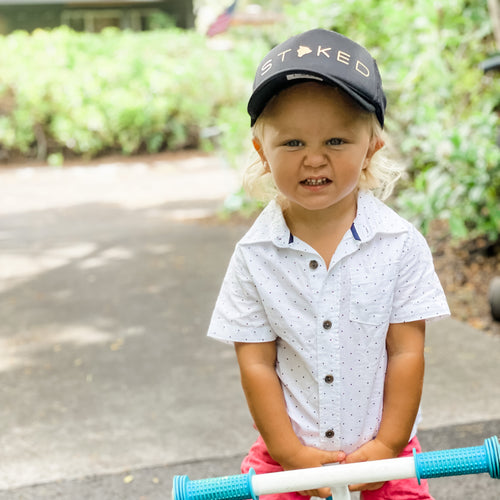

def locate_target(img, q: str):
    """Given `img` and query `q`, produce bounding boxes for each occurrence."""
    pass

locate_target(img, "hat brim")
[248,70,380,127]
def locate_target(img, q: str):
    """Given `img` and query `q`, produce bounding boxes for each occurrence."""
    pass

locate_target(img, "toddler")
[208,29,450,499]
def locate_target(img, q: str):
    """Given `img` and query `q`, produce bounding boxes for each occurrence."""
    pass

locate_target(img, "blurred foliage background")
[0,0,498,243]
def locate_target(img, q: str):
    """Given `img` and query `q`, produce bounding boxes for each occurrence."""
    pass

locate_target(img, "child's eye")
[327,138,344,146]
[285,139,303,147]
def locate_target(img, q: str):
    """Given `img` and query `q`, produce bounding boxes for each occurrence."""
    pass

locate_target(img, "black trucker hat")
[248,29,386,128]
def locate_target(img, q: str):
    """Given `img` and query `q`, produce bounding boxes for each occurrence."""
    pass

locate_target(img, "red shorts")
[241,435,434,500]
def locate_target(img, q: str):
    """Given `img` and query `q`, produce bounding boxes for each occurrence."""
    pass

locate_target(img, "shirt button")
[325,429,335,438]
[309,260,319,270]
[324,374,334,384]
[323,320,332,330]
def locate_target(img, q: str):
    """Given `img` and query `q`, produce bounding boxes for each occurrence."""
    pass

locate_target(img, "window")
[61,8,161,32]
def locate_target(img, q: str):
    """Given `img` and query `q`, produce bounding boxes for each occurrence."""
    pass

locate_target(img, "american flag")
[206,1,238,37]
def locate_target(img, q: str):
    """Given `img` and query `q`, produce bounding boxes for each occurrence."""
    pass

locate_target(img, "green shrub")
[278,0,500,243]
[0,26,264,158]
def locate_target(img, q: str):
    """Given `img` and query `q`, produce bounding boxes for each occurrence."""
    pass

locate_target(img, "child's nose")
[304,148,327,167]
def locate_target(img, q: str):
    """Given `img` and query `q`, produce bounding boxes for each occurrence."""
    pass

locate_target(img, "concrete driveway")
[0,153,498,499]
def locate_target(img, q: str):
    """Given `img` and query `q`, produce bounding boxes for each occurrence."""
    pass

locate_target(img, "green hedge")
[0,26,263,159]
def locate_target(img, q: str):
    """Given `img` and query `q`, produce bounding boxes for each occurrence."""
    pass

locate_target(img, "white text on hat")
[260,44,371,79]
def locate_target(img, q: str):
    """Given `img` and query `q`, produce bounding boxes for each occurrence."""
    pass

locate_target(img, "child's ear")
[364,137,384,168]
[252,138,269,169]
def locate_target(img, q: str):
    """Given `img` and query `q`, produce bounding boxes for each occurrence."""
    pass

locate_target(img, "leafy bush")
[0,26,264,158]
[276,0,500,243]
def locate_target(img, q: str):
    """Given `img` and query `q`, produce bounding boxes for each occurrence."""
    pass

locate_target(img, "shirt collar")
[239,199,291,248]
[352,190,409,242]
[240,191,409,248]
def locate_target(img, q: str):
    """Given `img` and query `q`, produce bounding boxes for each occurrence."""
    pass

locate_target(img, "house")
[0,0,194,35]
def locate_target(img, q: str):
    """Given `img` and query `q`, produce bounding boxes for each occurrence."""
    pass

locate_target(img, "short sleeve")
[207,246,276,344]
[390,226,450,323]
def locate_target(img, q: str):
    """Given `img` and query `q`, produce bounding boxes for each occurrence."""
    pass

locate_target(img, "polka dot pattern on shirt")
[208,191,450,453]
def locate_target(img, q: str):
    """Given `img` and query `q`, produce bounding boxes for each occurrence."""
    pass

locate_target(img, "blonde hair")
[243,90,403,204]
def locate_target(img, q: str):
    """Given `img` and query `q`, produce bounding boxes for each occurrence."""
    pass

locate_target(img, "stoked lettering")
[260,44,370,79]
[249,29,386,128]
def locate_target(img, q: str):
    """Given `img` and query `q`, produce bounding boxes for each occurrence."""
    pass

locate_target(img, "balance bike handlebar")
[172,436,499,500]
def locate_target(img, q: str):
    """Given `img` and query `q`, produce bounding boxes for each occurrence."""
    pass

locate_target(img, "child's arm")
[235,341,345,498]
[345,319,426,492]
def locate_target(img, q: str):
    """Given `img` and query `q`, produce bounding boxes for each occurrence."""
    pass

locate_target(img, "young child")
[208,29,450,499]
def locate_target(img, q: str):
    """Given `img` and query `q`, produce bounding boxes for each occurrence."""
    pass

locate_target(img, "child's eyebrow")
[276,124,359,138]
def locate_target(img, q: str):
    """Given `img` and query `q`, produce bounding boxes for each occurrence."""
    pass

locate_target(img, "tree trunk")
[488,0,500,49]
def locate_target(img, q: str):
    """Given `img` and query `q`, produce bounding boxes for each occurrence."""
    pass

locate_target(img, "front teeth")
[303,178,329,186]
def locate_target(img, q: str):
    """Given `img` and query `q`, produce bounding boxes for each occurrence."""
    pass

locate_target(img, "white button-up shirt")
[208,190,449,453]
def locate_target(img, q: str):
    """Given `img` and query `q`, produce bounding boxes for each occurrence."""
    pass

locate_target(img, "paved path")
[0,154,498,499]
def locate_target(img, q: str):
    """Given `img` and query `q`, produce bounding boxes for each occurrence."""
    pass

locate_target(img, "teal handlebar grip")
[413,436,500,484]
[173,468,258,500]
[173,436,500,498]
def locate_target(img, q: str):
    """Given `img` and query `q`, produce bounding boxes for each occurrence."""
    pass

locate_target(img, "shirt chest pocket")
[349,268,397,326]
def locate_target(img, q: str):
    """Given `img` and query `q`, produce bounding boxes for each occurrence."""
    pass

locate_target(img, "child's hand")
[279,445,346,498]
[342,438,399,492]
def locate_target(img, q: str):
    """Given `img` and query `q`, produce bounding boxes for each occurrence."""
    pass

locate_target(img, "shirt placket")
[314,263,341,449]
[316,238,362,449]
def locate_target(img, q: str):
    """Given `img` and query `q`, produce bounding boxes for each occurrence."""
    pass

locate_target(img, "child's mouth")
[301,178,331,186]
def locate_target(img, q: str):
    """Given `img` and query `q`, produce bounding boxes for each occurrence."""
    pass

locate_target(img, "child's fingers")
[322,450,346,464]
[298,487,332,498]
[317,487,333,498]
[343,447,367,464]
[349,481,385,492]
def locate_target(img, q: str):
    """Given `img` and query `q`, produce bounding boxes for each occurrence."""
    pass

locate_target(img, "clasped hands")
[278,438,400,498]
